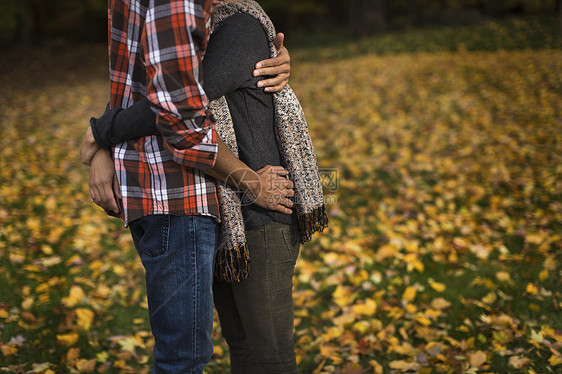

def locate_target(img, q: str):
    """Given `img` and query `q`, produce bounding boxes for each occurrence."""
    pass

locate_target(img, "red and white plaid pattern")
[108,0,219,224]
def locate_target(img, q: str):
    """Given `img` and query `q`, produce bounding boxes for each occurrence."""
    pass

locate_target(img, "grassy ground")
[1,16,561,374]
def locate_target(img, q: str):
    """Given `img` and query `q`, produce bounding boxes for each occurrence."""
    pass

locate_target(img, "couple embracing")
[80,0,327,372]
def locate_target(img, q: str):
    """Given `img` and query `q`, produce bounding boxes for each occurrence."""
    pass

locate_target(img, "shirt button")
[208,153,215,159]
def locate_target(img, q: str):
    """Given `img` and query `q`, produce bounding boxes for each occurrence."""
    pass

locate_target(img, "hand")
[253,32,290,93]
[80,126,100,166]
[248,165,294,214]
[89,149,122,214]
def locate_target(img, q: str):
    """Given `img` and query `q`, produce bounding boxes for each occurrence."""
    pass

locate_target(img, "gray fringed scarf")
[210,0,328,282]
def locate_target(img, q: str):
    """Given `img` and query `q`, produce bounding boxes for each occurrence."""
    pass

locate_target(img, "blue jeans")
[129,214,218,374]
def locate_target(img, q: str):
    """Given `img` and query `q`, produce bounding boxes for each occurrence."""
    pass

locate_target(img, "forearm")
[80,126,100,165]
[204,137,259,192]
[205,138,295,215]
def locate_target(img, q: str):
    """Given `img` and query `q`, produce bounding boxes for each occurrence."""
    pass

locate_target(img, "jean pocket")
[281,225,300,263]
[130,215,170,258]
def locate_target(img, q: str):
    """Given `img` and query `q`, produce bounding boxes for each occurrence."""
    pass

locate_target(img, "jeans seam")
[192,216,198,363]
[162,215,170,255]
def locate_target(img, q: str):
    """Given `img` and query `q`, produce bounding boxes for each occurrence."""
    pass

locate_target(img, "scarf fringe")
[215,242,251,282]
[298,204,329,243]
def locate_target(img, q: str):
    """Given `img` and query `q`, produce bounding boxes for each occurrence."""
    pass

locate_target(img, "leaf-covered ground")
[1,18,561,374]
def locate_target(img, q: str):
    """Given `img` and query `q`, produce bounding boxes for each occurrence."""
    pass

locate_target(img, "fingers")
[265,83,286,93]
[273,32,285,52]
[90,176,119,213]
[255,33,286,69]
[271,165,289,175]
[251,164,296,214]
[254,44,290,73]
[256,192,294,215]
[264,186,295,213]
[273,32,285,51]
[113,174,122,199]
[90,178,104,210]
[257,73,289,93]
[253,64,290,77]
[101,176,120,213]
[262,82,287,93]
[272,205,292,215]
[88,152,121,213]
[254,35,291,92]
[280,197,294,208]
[257,166,293,190]
[269,197,293,215]
[254,53,289,70]
[258,165,289,175]
[94,191,119,213]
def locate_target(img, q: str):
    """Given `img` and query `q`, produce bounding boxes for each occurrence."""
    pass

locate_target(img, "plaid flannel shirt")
[108,0,219,224]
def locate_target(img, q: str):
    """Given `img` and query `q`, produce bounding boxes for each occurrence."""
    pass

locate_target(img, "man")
[80,0,293,372]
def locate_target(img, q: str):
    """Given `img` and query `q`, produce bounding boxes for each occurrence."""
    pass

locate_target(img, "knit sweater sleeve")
[202,13,269,99]
[90,13,268,148]
[90,99,158,149]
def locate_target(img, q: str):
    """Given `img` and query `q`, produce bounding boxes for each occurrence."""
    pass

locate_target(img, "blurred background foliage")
[1,1,562,373]
[1,0,561,46]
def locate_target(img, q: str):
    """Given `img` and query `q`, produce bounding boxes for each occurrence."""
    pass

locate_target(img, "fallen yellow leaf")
[333,311,356,327]
[62,285,85,307]
[428,279,446,292]
[21,297,34,310]
[431,297,451,309]
[76,308,94,331]
[374,244,399,262]
[469,350,487,367]
[370,360,383,374]
[389,360,420,372]
[526,283,539,295]
[351,298,377,316]
[76,358,96,372]
[57,332,79,347]
[495,271,511,283]
[1,345,18,357]
[402,286,417,303]
[333,285,354,307]
[549,355,562,366]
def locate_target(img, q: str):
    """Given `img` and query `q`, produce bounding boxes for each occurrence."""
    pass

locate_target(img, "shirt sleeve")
[142,0,217,170]
[92,13,269,150]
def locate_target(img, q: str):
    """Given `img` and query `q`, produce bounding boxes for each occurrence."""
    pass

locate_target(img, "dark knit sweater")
[91,13,295,229]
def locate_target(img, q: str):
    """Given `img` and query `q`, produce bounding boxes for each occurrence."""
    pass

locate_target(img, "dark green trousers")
[213,221,300,374]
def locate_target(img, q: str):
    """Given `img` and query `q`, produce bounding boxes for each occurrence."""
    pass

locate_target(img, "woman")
[82,1,327,372]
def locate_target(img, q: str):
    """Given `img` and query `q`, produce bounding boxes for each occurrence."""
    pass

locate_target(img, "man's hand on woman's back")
[253,33,291,93]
